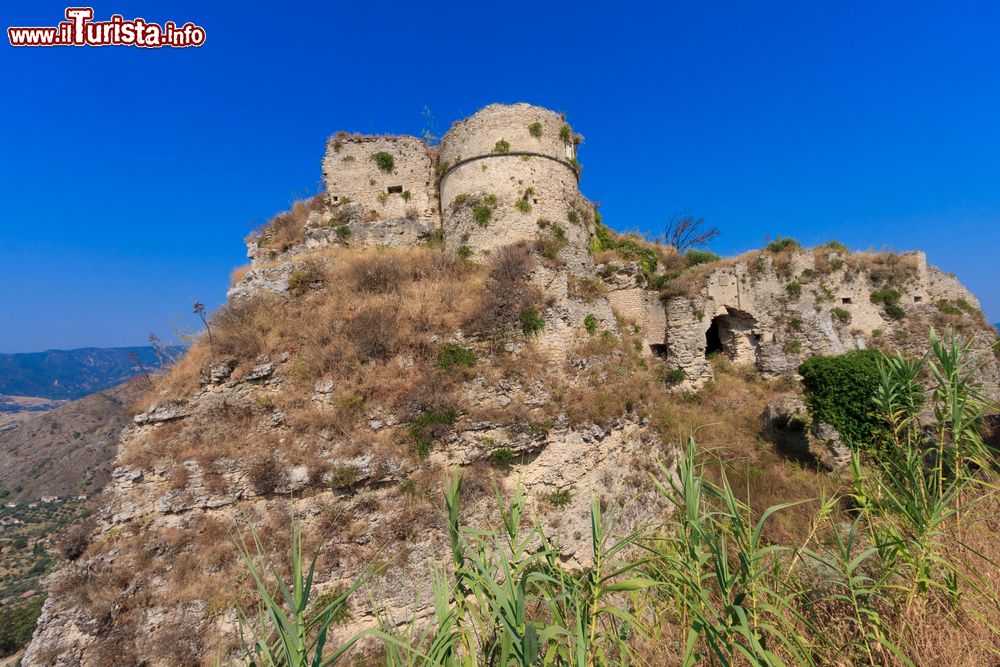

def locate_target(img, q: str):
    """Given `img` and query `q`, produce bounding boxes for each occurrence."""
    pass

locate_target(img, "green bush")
[411,407,459,457]
[456,244,474,260]
[436,343,477,371]
[371,151,394,173]
[786,282,802,298]
[685,249,720,266]
[884,303,905,320]
[491,448,515,469]
[492,139,510,154]
[520,308,545,337]
[832,307,852,324]
[527,122,543,138]
[665,368,686,384]
[798,349,888,456]
[334,224,350,241]
[515,199,532,214]
[765,237,800,253]
[783,339,802,354]
[473,205,492,227]
[547,488,573,507]
[584,313,598,334]
[559,124,572,142]
[870,287,905,320]
[566,210,580,225]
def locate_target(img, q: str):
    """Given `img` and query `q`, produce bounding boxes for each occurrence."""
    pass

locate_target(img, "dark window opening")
[533,198,539,204]
[913,295,923,303]
[649,343,667,358]
[706,318,724,355]
[841,297,853,304]
[425,181,430,186]
[387,185,403,194]
[332,195,339,202]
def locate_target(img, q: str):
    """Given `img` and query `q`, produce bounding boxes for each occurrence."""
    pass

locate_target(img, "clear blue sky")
[2,1,998,353]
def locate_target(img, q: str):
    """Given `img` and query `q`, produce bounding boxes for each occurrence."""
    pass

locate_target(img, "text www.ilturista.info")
[8,7,205,48]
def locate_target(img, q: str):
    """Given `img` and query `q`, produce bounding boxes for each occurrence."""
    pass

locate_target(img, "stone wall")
[439,103,576,167]
[438,104,591,272]
[322,135,436,223]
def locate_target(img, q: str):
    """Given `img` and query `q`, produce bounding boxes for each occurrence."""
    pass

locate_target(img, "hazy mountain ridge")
[0,346,179,401]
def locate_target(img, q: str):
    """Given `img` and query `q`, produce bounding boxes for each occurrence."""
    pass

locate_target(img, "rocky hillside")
[22,116,1000,665]
[0,380,145,502]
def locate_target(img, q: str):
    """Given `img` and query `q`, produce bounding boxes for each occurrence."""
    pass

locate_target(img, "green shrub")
[870,286,900,305]
[566,157,582,172]
[884,303,905,320]
[685,249,720,266]
[559,124,572,142]
[783,339,802,354]
[765,237,800,253]
[798,350,888,456]
[935,299,962,315]
[584,313,598,334]
[515,199,532,214]
[328,465,359,489]
[491,448,515,469]
[452,193,469,206]
[456,244,474,260]
[527,122,543,138]
[786,282,802,298]
[870,287,905,320]
[436,343,477,371]
[411,407,459,457]
[566,210,580,225]
[371,151,394,173]
[665,368,686,384]
[789,318,802,332]
[334,224,350,241]
[832,307,852,324]
[492,139,510,154]
[547,488,573,507]
[401,190,411,201]
[473,205,492,227]
[520,308,545,337]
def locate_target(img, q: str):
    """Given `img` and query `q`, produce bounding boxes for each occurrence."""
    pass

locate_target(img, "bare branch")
[659,213,719,253]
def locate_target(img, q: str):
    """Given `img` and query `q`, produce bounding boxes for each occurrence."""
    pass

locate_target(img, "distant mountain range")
[0,346,180,401]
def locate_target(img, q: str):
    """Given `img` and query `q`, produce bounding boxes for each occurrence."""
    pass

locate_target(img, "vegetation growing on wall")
[370,151,395,173]
[799,349,888,455]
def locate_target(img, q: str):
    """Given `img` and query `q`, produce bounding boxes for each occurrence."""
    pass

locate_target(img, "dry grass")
[229,264,252,286]
[126,245,486,469]
[845,251,919,286]
[249,194,326,252]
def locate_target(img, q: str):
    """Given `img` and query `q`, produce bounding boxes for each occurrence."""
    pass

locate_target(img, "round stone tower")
[439,103,593,273]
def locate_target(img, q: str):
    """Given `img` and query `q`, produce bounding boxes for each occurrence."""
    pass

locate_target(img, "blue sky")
[1,1,998,353]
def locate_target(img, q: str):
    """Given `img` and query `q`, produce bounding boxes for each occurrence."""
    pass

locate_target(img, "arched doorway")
[705,307,760,366]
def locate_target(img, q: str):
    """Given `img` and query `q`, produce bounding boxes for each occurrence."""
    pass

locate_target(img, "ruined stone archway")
[705,307,760,366]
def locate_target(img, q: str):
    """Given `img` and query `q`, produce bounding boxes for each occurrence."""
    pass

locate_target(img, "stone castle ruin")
[240,102,999,393]
[22,102,1000,666]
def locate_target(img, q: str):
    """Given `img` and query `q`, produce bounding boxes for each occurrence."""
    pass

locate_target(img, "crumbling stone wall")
[439,104,591,273]
[322,135,436,223]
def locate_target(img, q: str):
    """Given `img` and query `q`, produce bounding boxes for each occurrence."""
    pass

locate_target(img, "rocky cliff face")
[24,116,1000,666]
